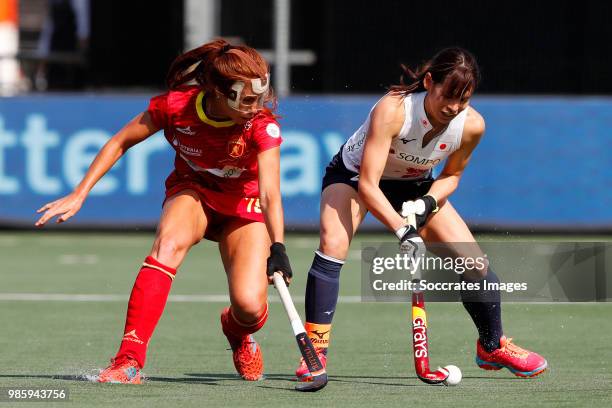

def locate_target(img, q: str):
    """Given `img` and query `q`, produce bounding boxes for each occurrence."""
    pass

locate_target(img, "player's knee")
[319,232,350,260]
[462,257,490,280]
[231,295,267,323]
[153,235,192,263]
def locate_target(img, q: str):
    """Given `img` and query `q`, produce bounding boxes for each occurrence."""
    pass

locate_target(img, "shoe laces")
[226,336,256,352]
[230,336,258,365]
[500,338,529,359]
[106,355,136,369]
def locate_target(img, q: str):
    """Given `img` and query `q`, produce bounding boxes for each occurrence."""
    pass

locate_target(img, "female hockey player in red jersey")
[35,39,292,383]
[296,47,547,381]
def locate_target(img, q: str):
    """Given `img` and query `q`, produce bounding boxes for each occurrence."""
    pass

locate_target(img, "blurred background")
[1,0,611,231]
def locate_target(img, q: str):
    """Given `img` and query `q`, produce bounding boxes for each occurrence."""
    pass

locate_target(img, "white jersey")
[341,92,467,180]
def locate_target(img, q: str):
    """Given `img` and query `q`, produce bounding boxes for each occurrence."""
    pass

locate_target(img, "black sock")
[304,251,343,354]
[305,251,343,324]
[460,267,503,352]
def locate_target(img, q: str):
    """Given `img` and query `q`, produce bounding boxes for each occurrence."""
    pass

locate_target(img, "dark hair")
[165,39,276,110]
[390,47,480,98]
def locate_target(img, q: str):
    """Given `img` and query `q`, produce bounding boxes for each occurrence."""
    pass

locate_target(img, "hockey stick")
[273,272,328,392]
[401,202,452,385]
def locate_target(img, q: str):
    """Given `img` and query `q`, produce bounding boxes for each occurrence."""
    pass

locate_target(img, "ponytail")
[165,39,273,106]
[389,62,431,95]
[389,47,480,98]
[166,39,231,90]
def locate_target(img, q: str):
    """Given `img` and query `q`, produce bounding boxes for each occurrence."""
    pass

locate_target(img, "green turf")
[1,232,611,407]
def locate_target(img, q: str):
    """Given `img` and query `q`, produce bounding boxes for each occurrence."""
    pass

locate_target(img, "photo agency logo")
[360,242,610,303]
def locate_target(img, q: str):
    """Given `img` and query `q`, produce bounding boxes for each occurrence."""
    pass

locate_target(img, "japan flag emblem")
[435,142,451,152]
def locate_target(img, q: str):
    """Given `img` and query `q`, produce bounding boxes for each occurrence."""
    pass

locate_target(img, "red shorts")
[164,171,264,241]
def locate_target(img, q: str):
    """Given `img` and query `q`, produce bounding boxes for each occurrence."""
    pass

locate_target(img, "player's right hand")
[35,192,85,227]
[266,242,293,286]
[396,225,426,259]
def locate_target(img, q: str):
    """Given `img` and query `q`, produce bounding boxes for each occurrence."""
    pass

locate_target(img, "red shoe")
[221,308,264,381]
[476,336,547,377]
[295,348,327,382]
[97,356,142,384]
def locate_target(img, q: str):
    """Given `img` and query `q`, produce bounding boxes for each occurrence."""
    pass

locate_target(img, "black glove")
[266,242,293,285]
[415,195,439,228]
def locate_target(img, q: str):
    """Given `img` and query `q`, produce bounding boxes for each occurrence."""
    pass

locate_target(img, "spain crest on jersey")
[228,137,246,158]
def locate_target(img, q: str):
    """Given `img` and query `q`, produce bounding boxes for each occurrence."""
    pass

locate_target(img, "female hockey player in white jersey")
[296,47,547,382]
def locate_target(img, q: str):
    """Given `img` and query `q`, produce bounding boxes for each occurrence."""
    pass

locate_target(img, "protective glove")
[409,195,439,228]
[395,225,426,259]
[266,242,293,285]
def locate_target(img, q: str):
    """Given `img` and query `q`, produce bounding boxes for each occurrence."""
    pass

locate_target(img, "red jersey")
[147,86,282,220]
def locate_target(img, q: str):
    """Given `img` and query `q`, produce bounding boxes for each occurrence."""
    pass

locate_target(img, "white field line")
[58,254,100,265]
[0,293,362,303]
[0,293,608,305]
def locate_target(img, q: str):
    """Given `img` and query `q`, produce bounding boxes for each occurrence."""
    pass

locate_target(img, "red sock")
[222,303,269,339]
[115,256,176,368]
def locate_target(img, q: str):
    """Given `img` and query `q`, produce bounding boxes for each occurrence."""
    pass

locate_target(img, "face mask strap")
[251,73,269,95]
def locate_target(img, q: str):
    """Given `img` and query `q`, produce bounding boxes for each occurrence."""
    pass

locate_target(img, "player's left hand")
[35,191,85,227]
[267,242,293,286]
[411,195,439,228]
